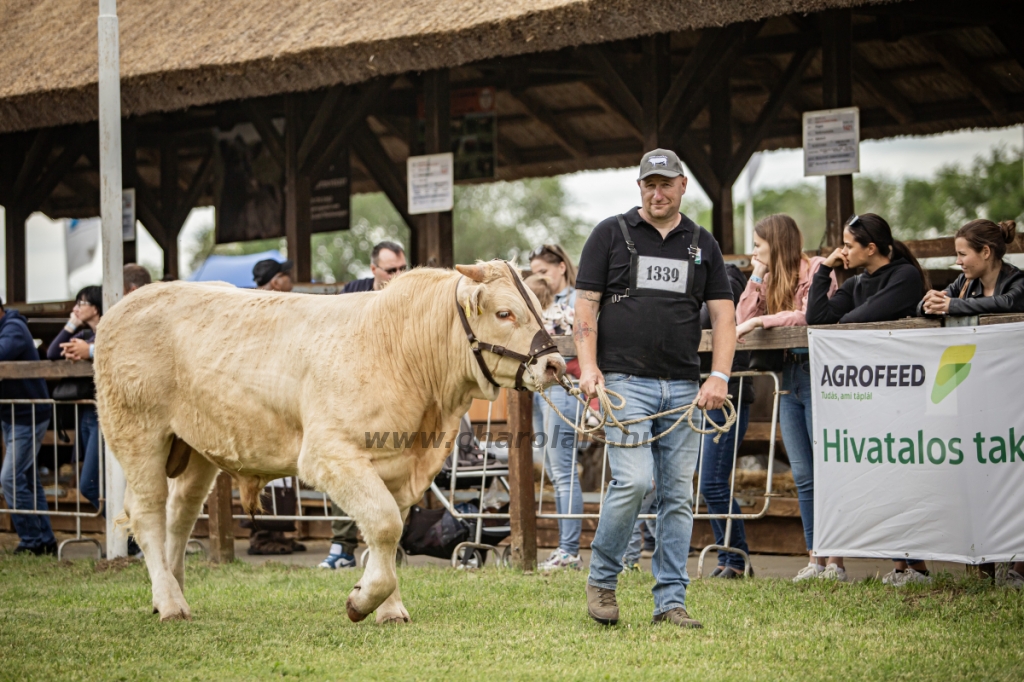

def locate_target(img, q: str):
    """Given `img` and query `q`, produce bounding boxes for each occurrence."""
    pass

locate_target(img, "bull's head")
[455,261,566,396]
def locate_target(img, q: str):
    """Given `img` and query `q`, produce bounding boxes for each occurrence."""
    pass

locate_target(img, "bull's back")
[95,283,369,468]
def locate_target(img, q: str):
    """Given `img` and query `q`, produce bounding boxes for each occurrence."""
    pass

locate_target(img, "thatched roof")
[0,0,892,134]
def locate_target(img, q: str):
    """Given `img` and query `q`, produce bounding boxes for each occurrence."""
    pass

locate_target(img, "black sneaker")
[38,541,58,557]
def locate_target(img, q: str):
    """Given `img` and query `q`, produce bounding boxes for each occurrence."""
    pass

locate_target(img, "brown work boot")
[652,607,703,629]
[586,584,619,625]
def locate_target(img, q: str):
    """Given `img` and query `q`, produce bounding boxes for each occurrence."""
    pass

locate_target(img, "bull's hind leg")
[302,446,404,623]
[118,435,192,621]
[165,449,220,591]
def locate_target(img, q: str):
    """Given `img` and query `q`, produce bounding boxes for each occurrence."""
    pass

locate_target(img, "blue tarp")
[188,250,285,288]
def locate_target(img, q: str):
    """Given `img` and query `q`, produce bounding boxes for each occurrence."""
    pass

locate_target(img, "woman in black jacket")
[806,214,929,584]
[919,219,1024,316]
[807,213,926,325]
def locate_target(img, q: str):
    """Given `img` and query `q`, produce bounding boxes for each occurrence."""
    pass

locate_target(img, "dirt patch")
[94,556,141,573]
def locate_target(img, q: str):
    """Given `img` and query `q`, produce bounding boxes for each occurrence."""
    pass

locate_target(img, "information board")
[407,152,454,215]
[803,107,860,177]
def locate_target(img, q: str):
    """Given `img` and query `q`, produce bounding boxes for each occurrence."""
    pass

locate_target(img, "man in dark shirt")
[341,241,407,293]
[575,149,736,629]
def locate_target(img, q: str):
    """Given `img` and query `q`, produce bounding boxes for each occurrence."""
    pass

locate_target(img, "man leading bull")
[575,149,737,629]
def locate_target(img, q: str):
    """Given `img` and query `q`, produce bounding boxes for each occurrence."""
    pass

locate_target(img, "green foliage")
[453,177,591,265]
[1,555,1023,680]
[742,183,827,251]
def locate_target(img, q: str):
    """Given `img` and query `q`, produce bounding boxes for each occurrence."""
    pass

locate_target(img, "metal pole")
[99,0,127,559]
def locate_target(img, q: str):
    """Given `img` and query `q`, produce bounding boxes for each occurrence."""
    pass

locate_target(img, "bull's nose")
[544,354,566,384]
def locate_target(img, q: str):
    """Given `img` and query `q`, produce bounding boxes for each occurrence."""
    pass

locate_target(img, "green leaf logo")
[931,344,975,404]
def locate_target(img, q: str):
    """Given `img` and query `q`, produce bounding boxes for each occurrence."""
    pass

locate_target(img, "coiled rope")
[538,375,737,448]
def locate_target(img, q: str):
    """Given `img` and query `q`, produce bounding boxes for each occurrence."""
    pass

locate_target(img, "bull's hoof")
[159,610,191,622]
[345,597,369,623]
[378,615,410,625]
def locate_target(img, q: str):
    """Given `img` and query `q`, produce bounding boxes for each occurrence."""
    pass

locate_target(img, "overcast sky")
[3,125,1022,303]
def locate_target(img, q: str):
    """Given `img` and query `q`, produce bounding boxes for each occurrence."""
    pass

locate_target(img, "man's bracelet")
[710,371,730,383]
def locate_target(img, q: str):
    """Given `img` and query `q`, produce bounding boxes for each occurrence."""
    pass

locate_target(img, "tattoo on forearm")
[574,321,596,341]
[579,290,601,302]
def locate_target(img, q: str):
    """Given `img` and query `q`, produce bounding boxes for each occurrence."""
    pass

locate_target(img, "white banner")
[65,217,101,275]
[810,324,1024,564]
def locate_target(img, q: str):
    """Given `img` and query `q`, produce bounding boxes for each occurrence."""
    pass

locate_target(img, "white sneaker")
[793,562,824,582]
[538,549,582,571]
[819,563,849,582]
[884,567,932,587]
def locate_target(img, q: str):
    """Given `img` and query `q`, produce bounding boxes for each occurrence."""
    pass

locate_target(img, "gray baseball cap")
[638,148,685,180]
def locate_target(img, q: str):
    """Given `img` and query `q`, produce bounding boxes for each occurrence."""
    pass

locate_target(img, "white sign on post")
[122,187,136,242]
[810,324,1024,564]
[803,107,860,177]
[407,153,454,215]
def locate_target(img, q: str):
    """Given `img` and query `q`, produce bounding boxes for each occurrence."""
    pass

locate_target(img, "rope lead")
[539,376,737,448]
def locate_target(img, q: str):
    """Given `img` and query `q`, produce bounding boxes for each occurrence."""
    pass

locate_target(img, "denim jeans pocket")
[603,372,633,384]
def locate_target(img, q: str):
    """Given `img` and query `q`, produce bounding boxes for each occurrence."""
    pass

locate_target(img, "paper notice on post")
[803,107,860,177]
[408,153,454,215]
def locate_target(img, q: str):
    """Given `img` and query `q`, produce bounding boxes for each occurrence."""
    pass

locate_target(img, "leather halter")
[456,262,559,391]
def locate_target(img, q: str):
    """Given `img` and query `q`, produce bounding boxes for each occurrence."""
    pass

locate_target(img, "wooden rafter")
[577,82,643,143]
[658,28,723,126]
[305,77,394,181]
[852,50,916,126]
[240,100,286,168]
[923,34,1008,116]
[580,46,643,130]
[21,130,88,212]
[509,88,588,159]
[11,129,55,202]
[297,84,346,170]
[172,149,216,229]
[351,121,417,232]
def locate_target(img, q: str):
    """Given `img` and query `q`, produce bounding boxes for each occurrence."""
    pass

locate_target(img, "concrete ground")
[2,532,975,581]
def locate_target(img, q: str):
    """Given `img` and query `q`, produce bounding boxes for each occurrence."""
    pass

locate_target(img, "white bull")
[94,261,564,623]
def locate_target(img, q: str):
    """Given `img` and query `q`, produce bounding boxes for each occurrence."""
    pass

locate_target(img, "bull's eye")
[497,310,513,320]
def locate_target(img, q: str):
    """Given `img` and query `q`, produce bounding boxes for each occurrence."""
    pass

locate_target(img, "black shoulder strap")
[689,222,702,261]
[615,214,636,256]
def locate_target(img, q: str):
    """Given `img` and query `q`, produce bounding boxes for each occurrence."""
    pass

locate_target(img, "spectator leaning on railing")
[918,219,1024,316]
[807,212,930,586]
[0,295,56,556]
[736,214,841,582]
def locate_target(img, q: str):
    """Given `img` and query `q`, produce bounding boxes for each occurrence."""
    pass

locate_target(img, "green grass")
[1,554,1022,681]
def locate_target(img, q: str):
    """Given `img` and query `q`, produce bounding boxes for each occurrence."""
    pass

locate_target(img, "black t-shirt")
[576,207,733,381]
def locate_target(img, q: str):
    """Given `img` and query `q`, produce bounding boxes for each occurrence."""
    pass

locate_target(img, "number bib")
[636,256,688,294]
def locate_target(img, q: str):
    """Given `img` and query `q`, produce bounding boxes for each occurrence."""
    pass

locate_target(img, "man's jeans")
[780,357,815,552]
[533,389,583,556]
[1,417,56,548]
[79,406,102,513]
[588,375,700,616]
[699,404,751,571]
[622,489,656,566]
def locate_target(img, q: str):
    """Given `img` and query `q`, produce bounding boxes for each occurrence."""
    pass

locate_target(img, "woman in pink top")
[734,214,844,582]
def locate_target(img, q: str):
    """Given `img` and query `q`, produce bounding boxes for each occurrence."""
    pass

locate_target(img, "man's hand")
[61,339,91,361]
[696,376,728,411]
[921,289,950,315]
[823,247,849,270]
[578,365,605,401]
[736,317,762,342]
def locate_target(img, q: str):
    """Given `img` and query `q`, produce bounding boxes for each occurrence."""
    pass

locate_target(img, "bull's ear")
[455,263,487,282]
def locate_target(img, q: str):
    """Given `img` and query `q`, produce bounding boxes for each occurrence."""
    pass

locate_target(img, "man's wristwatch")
[710,371,730,383]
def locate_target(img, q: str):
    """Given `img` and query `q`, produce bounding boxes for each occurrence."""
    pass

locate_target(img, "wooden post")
[422,70,453,268]
[121,119,138,265]
[709,80,735,254]
[285,95,312,282]
[4,206,27,303]
[206,471,235,563]
[641,34,669,151]
[506,389,537,571]
[160,136,178,278]
[822,9,855,251]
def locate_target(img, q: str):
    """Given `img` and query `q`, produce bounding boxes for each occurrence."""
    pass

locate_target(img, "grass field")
[1,553,1022,681]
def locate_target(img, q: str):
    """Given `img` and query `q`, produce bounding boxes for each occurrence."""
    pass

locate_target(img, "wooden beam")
[506,389,537,571]
[422,70,454,268]
[0,360,94,380]
[306,78,394,181]
[206,471,236,564]
[3,206,27,304]
[822,9,855,253]
[677,135,720,199]
[284,95,312,283]
[240,100,286,169]
[351,122,418,234]
[709,81,734,253]
[988,24,1024,78]
[658,28,723,127]
[509,89,588,159]
[11,129,55,202]
[298,84,346,171]
[923,34,1009,116]
[725,48,815,185]
[172,149,216,229]
[21,131,88,213]
[852,51,915,126]
[662,22,765,145]
[160,135,178,219]
[577,82,643,143]
[642,33,670,150]
[132,179,168,245]
[580,45,643,130]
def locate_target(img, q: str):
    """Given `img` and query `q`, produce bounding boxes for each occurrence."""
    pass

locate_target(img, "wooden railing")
[5,313,1022,568]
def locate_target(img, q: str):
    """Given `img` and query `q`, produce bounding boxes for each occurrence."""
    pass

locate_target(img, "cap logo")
[649,155,668,166]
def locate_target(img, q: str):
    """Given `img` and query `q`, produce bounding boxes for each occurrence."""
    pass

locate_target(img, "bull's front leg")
[374,506,412,624]
[303,444,405,623]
